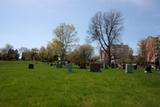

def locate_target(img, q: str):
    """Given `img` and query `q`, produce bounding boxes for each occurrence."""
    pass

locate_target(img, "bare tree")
[88,11,123,65]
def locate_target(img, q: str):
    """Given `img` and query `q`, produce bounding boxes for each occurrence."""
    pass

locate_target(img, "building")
[142,35,160,63]
[100,43,132,64]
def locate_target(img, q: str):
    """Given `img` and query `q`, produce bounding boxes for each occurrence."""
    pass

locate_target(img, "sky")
[0,0,160,55]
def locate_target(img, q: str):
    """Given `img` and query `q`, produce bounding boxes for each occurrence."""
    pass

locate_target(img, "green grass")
[0,61,160,107]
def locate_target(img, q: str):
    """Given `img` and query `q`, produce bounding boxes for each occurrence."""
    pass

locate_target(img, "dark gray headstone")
[90,63,101,72]
[145,65,152,73]
[111,63,115,68]
[122,64,125,69]
[133,64,137,70]
[79,63,86,69]
[28,64,34,69]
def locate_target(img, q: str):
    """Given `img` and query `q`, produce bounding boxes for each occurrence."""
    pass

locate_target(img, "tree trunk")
[107,46,112,66]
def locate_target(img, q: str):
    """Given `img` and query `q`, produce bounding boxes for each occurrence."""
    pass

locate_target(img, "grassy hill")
[0,61,160,107]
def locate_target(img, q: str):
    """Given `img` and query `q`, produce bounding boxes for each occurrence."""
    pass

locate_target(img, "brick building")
[100,43,132,64]
[141,35,160,63]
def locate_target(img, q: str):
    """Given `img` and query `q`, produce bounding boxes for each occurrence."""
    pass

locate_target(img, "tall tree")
[19,47,28,59]
[0,44,19,60]
[137,39,147,65]
[31,48,39,60]
[7,49,19,60]
[78,44,94,64]
[4,44,13,52]
[88,11,123,65]
[46,39,64,62]
[1,44,14,60]
[68,44,94,65]
[39,46,47,61]
[54,23,78,60]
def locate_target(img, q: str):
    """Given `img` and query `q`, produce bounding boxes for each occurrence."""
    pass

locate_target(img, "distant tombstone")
[125,64,133,73]
[102,63,108,69]
[111,63,115,68]
[79,63,86,69]
[122,64,125,69]
[66,61,72,72]
[28,64,34,69]
[56,61,62,68]
[145,65,152,73]
[155,58,159,70]
[101,63,104,68]
[105,65,108,69]
[90,63,101,72]
[50,63,53,66]
[56,64,62,68]
[133,64,137,70]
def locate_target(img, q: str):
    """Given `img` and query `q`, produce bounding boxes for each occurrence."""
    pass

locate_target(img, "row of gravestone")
[29,63,147,73]
[125,64,152,73]
[28,63,62,69]
[28,63,102,72]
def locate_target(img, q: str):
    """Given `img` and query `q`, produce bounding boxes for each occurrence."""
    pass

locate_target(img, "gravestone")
[90,63,101,72]
[145,65,152,73]
[125,64,133,73]
[111,63,115,68]
[79,63,86,69]
[122,64,125,69]
[66,61,72,72]
[101,63,108,69]
[105,65,108,69]
[56,64,62,68]
[133,64,137,70]
[155,58,159,70]
[50,63,53,66]
[28,64,34,69]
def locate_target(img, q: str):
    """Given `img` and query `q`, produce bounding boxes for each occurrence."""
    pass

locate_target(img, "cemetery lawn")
[0,61,160,107]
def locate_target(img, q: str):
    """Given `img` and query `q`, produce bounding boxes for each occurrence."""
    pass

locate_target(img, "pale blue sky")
[0,0,160,54]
